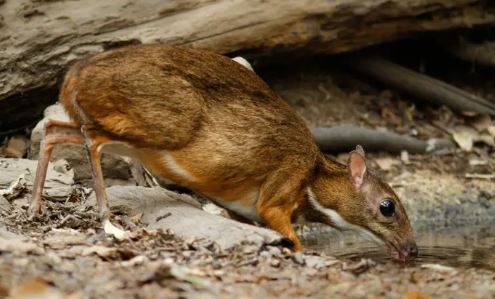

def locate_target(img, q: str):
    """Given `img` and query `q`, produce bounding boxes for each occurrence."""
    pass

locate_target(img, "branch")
[345,56,495,115]
[312,125,455,154]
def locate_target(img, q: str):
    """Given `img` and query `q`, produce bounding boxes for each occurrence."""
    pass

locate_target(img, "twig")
[311,125,455,154]
[345,56,495,115]
[465,173,495,180]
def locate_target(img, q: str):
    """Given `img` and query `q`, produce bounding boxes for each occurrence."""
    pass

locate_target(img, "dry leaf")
[8,279,78,299]
[452,126,476,151]
[404,290,428,299]
[82,245,118,259]
[400,151,410,164]
[465,173,495,180]
[0,173,28,201]
[468,114,492,132]
[487,125,495,137]
[420,263,457,274]
[374,157,399,171]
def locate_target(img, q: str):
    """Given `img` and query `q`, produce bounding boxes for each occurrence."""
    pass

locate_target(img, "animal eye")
[380,199,395,217]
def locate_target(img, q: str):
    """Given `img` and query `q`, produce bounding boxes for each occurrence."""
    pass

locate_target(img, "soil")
[0,46,494,298]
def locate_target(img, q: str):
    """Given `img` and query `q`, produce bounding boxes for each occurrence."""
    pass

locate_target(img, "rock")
[292,252,305,265]
[304,255,328,269]
[29,104,134,185]
[0,195,10,211]
[86,186,283,250]
[0,158,74,201]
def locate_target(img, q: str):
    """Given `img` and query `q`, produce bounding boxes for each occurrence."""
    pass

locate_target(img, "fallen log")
[312,125,455,154]
[345,56,495,115]
[1,0,494,131]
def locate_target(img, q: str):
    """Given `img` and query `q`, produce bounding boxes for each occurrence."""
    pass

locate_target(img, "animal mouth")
[386,240,408,263]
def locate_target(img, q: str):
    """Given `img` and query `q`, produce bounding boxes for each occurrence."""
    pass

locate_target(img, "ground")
[0,46,494,298]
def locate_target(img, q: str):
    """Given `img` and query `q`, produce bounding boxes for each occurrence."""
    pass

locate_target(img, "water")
[302,222,495,270]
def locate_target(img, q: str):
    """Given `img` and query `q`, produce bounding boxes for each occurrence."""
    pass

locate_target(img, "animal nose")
[406,241,419,258]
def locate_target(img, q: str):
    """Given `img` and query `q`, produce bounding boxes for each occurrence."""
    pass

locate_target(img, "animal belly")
[135,149,263,222]
[208,193,263,223]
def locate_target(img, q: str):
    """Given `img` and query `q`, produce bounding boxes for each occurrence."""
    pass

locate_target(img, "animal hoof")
[27,202,45,220]
[103,219,135,240]
[279,237,295,248]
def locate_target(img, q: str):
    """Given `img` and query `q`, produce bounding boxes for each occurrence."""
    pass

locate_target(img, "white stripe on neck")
[306,187,383,245]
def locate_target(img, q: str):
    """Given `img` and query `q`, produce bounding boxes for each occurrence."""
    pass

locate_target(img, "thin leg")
[81,126,132,240]
[29,120,84,218]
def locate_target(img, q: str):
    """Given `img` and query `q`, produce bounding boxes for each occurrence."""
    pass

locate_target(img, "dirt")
[1,200,494,299]
[0,51,495,298]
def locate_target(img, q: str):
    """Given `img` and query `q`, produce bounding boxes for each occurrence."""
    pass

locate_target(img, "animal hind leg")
[81,125,132,240]
[29,120,84,219]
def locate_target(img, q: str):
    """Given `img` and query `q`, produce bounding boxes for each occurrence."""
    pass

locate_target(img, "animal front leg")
[81,126,132,240]
[259,206,302,251]
[257,171,308,251]
[29,120,84,219]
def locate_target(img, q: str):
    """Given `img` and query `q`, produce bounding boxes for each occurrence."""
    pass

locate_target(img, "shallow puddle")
[302,221,495,270]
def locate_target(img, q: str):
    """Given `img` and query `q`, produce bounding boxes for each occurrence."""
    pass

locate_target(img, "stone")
[86,186,283,250]
[0,158,74,201]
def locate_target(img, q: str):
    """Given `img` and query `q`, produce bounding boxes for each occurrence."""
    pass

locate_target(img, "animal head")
[308,145,417,262]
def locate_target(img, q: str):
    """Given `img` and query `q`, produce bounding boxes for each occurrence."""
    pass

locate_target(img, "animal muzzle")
[390,239,418,262]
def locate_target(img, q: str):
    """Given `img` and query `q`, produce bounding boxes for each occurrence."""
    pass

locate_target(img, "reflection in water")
[302,223,495,270]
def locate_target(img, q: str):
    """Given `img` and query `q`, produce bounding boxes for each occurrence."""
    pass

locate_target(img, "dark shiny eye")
[380,199,395,217]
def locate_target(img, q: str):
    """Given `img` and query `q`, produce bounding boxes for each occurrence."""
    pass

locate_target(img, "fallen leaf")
[487,125,495,137]
[468,159,488,166]
[409,271,423,284]
[81,245,118,259]
[170,266,211,288]
[8,279,71,299]
[468,114,492,132]
[452,126,476,151]
[400,150,410,164]
[342,259,375,275]
[0,282,8,297]
[0,174,28,201]
[121,255,148,267]
[420,263,457,274]
[465,173,495,180]
[374,157,399,171]
[404,290,428,299]
[475,133,495,147]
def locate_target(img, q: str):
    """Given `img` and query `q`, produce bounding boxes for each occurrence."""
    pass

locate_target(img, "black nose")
[406,241,419,258]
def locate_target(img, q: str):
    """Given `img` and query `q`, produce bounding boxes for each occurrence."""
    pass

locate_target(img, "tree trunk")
[1,0,494,131]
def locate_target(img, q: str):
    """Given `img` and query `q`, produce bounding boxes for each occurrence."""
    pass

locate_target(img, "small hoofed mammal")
[29,44,417,261]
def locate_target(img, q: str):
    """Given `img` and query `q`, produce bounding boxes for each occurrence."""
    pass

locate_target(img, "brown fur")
[58,44,415,254]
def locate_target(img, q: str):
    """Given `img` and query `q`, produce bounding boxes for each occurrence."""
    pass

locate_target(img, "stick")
[311,125,455,154]
[345,56,495,116]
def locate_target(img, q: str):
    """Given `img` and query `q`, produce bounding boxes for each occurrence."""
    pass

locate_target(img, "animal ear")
[348,145,366,189]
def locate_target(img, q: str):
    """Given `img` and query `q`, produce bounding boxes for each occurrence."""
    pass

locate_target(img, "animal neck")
[295,155,357,226]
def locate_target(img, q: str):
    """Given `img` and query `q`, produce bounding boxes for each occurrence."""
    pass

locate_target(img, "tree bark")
[0,0,494,131]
